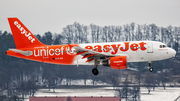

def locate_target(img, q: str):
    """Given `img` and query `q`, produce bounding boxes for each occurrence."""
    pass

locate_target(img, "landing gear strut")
[92,58,99,75]
[148,62,154,72]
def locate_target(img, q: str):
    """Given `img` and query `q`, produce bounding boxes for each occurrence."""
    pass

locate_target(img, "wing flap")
[70,45,119,63]
[72,46,115,57]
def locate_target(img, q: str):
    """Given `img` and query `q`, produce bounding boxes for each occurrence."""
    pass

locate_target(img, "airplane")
[6,17,176,75]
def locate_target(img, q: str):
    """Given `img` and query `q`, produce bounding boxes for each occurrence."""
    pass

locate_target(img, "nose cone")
[169,48,176,57]
[171,49,176,57]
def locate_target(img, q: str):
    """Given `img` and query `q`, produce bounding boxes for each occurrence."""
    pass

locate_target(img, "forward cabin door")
[147,43,153,53]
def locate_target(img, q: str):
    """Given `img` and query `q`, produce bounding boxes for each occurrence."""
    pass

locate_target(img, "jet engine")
[102,56,127,69]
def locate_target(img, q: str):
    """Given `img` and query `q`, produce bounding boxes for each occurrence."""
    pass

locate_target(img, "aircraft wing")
[70,45,117,62]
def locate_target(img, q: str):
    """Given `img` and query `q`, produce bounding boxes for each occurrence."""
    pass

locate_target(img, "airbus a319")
[6,18,176,75]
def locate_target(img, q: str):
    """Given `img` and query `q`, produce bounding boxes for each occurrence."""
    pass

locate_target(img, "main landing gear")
[92,65,99,75]
[148,62,154,72]
[92,58,99,75]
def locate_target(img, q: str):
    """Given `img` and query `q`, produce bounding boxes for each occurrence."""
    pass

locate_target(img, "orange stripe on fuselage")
[7,44,79,65]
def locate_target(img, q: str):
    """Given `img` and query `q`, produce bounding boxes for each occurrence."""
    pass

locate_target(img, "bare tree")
[145,73,153,94]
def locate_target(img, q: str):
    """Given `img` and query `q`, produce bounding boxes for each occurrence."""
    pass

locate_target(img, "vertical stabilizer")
[8,17,45,49]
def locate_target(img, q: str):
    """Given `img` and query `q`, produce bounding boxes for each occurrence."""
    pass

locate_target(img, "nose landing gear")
[149,62,154,72]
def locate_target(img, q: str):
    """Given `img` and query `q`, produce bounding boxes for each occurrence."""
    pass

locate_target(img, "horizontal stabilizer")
[9,49,33,56]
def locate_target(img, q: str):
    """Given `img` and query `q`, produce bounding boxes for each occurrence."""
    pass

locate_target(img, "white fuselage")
[74,41,176,65]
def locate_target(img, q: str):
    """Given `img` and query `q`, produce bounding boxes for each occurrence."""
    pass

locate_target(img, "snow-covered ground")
[29,79,180,101]
[32,87,180,101]
[141,87,180,101]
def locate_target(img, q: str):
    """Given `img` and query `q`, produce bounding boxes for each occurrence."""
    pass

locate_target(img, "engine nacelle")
[102,56,127,69]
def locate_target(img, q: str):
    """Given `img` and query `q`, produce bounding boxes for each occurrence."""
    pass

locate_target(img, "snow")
[31,87,180,101]
[34,87,115,97]
[60,79,110,86]
[141,87,180,101]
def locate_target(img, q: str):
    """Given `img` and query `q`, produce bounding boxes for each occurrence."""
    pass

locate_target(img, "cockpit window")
[160,45,166,48]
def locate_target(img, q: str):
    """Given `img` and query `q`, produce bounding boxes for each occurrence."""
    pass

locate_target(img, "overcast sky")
[0,0,180,35]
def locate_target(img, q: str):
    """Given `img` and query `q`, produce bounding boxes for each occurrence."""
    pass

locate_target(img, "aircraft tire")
[149,67,154,72]
[92,68,99,75]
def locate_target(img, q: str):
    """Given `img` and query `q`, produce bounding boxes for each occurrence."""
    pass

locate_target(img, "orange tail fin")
[8,17,45,49]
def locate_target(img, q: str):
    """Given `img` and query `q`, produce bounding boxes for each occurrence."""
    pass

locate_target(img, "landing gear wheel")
[148,62,153,72]
[92,68,99,75]
[149,67,154,72]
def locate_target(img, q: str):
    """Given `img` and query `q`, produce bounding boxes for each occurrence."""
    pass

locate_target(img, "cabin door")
[147,43,153,53]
